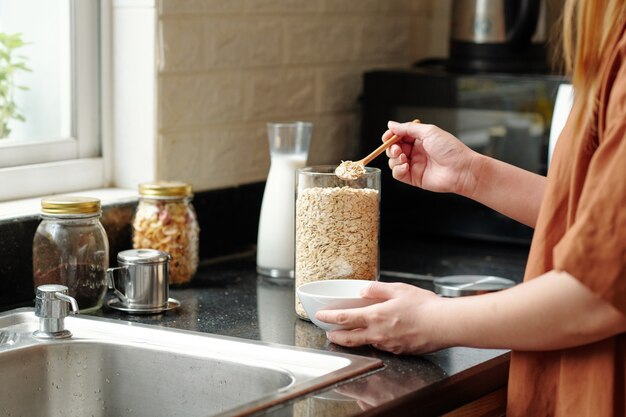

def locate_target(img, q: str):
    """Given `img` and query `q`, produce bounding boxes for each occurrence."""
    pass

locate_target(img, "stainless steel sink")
[0,308,382,417]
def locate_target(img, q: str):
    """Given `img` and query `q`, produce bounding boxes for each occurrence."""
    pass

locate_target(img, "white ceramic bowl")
[296,279,382,331]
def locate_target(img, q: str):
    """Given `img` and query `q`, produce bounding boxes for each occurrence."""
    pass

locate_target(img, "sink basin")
[0,308,382,417]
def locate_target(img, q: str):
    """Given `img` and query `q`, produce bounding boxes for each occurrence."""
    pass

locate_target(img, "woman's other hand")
[384,119,546,227]
[384,120,481,196]
[315,281,447,355]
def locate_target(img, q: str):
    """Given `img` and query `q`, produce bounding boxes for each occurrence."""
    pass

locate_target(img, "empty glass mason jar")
[33,196,109,313]
[132,181,199,286]
[295,166,381,319]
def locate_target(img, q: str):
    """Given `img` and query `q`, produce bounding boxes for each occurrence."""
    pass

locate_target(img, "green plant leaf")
[0,32,30,136]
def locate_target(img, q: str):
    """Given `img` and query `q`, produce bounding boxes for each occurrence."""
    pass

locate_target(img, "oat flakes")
[295,186,379,319]
[335,160,366,180]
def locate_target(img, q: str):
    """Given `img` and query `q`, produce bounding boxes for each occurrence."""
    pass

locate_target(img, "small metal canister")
[107,249,170,310]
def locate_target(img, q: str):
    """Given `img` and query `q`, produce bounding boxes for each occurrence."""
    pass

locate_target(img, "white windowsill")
[0,188,137,221]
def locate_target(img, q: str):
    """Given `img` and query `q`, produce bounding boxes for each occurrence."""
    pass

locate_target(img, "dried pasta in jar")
[132,182,199,285]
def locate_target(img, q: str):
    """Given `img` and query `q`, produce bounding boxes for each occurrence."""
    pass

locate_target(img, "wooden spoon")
[335,119,421,180]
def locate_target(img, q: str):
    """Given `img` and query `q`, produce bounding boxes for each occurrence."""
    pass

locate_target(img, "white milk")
[256,152,307,275]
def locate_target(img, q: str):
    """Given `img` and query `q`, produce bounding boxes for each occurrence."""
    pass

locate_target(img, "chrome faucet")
[33,284,79,339]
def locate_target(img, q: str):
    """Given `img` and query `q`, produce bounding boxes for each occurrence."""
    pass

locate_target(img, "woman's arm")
[318,272,626,354]
[463,153,547,228]
[436,271,626,351]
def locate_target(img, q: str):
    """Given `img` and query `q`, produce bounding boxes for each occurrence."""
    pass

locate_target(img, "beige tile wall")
[154,0,567,192]
[156,0,444,192]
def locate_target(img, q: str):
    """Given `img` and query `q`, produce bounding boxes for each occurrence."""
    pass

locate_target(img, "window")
[0,0,104,201]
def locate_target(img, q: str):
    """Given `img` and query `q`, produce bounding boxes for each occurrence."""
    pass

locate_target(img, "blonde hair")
[561,0,626,123]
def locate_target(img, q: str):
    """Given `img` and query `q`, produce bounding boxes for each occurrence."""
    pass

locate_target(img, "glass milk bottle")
[295,166,381,319]
[257,122,312,278]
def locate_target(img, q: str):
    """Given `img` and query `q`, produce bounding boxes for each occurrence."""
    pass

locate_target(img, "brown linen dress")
[506,22,626,417]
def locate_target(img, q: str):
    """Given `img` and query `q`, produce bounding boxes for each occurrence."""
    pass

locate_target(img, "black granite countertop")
[88,237,529,417]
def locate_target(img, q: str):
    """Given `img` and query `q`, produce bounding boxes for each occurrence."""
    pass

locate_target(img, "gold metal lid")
[41,196,101,215]
[138,181,192,198]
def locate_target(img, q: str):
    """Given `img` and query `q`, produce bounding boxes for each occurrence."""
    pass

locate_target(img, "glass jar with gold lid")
[132,181,199,285]
[32,196,110,313]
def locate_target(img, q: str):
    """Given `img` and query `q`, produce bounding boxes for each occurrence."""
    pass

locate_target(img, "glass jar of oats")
[295,166,381,320]
[132,182,199,286]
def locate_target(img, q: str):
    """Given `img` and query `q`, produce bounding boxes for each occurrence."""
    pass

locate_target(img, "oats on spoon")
[335,118,421,180]
[335,160,367,181]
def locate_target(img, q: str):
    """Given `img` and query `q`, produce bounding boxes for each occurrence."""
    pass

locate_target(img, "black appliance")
[360,67,564,249]
[449,0,548,73]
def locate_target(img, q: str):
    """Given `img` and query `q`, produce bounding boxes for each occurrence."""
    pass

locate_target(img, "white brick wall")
[156,0,444,191]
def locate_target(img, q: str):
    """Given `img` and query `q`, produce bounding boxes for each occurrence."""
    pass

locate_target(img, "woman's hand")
[384,120,481,196]
[315,281,447,355]
[317,272,626,355]
[384,119,546,227]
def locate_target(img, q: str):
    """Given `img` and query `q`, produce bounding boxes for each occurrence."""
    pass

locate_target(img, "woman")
[316,0,626,415]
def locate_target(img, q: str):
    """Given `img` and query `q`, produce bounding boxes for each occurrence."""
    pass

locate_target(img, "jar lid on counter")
[434,275,516,297]
[117,249,170,265]
[40,196,101,215]
[138,181,192,198]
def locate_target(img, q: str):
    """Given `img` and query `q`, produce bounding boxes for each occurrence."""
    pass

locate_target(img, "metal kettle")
[448,0,548,73]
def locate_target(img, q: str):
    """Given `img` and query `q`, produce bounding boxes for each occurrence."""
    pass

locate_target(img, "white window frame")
[0,0,108,201]
[0,0,157,219]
